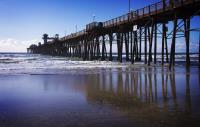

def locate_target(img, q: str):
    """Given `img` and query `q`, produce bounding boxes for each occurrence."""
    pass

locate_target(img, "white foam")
[0,53,130,74]
[0,53,199,75]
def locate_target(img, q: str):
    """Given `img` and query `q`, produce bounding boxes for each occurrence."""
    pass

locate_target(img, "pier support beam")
[162,23,165,65]
[165,30,169,63]
[125,32,129,61]
[93,38,97,59]
[133,30,138,64]
[154,23,157,64]
[91,38,95,60]
[184,18,191,67]
[118,33,123,62]
[101,35,106,60]
[144,26,147,64]
[135,30,139,61]
[97,37,100,59]
[109,33,113,61]
[139,27,142,61]
[120,33,123,62]
[132,31,136,64]
[117,33,120,61]
[170,15,178,69]
[148,21,154,66]
[130,31,133,62]
[84,37,88,60]
[161,23,169,65]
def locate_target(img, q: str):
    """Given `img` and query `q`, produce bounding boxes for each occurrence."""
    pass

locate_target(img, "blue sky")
[0,0,199,52]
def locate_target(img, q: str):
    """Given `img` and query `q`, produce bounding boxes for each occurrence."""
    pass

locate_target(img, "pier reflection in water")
[86,67,200,127]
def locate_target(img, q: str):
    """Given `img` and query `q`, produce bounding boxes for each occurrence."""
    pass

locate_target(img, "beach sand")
[0,65,200,127]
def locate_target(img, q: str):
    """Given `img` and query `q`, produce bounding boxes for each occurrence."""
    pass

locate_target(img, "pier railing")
[60,0,199,41]
[103,0,199,28]
[60,29,86,41]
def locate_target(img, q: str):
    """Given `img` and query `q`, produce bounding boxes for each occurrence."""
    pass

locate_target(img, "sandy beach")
[0,60,199,127]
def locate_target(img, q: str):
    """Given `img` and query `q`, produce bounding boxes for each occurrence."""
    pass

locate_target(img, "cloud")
[0,38,38,52]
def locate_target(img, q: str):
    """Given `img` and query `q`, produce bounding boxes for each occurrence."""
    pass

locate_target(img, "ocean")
[0,52,199,74]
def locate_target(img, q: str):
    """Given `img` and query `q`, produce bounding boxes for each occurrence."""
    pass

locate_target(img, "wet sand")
[0,65,200,127]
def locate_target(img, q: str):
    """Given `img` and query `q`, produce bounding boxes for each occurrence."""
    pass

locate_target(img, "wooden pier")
[27,0,200,68]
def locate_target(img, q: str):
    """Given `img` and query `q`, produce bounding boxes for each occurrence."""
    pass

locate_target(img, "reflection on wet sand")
[0,66,199,127]
[86,67,200,127]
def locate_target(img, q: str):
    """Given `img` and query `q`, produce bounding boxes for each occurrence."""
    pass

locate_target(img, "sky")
[0,0,199,52]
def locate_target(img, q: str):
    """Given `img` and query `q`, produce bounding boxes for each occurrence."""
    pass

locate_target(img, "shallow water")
[0,53,200,127]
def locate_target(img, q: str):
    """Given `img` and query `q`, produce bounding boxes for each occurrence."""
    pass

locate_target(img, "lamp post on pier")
[75,25,77,33]
[93,14,96,22]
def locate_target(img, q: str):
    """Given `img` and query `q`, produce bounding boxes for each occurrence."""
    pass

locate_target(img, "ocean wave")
[0,53,199,74]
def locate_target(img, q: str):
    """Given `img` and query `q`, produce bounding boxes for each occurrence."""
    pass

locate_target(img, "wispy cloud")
[0,38,38,52]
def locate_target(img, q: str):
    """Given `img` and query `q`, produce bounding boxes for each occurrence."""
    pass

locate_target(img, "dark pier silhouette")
[27,0,200,68]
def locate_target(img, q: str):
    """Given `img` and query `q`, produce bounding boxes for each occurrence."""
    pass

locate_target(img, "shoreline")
[0,64,198,76]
